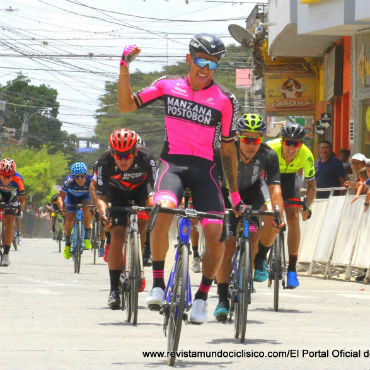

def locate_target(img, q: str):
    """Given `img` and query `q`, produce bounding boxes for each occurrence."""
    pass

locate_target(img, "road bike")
[69,203,94,273]
[91,210,101,264]
[54,211,64,253]
[148,197,224,366]
[228,206,282,342]
[0,202,5,265]
[267,196,308,311]
[0,202,19,266]
[107,205,151,325]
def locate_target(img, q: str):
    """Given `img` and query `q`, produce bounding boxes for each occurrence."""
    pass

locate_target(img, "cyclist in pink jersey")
[118,34,242,324]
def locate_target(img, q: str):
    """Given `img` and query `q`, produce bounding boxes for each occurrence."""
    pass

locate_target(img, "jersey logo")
[167,97,213,126]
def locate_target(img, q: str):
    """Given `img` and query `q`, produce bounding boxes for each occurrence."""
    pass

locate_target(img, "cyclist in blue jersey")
[56,162,94,259]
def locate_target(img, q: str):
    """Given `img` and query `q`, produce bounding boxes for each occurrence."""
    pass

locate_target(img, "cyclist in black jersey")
[90,128,156,309]
[214,114,285,321]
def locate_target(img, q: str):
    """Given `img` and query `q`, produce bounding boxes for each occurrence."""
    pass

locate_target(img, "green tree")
[0,74,77,156]
[3,146,69,205]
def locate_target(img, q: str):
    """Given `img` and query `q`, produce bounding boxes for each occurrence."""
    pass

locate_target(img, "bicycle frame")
[163,216,193,312]
[72,206,85,250]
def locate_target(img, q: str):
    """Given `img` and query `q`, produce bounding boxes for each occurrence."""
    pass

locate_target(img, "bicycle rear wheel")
[237,239,252,343]
[167,245,188,366]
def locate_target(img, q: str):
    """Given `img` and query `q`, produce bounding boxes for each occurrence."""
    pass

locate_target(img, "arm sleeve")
[303,150,316,180]
[221,93,239,143]
[15,176,25,196]
[96,161,109,195]
[132,76,166,109]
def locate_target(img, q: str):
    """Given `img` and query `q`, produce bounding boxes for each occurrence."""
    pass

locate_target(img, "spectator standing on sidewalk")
[315,140,345,198]
[338,149,352,181]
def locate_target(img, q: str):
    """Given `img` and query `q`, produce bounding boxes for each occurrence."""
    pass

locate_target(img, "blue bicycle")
[68,203,93,274]
[148,192,224,366]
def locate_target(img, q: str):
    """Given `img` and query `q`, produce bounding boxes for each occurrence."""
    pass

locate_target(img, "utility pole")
[21,114,29,146]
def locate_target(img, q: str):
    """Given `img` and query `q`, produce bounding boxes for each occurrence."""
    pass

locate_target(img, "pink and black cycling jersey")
[133,75,239,162]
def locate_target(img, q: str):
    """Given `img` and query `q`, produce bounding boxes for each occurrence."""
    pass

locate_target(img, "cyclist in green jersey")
[267,123,316,288]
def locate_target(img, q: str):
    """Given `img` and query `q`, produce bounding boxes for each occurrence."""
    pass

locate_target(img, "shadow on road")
[98,321,162,327]
[252,307,312,314]
[208,337,280,345]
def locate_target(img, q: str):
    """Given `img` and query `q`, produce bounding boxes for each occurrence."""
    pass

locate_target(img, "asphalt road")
[1,238,369,370]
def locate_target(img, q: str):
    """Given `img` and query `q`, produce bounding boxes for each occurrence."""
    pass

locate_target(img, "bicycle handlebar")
[107,205,152,215]
[147,203,223,233]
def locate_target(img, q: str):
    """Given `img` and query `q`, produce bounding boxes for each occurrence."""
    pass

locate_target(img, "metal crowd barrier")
[297,187,369,283]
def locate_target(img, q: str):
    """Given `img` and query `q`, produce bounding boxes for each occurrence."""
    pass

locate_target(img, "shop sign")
[265,65,316,115]
[356,34,370,91]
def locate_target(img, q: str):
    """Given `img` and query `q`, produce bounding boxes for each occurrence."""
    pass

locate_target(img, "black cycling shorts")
[280,173,301,203]
[222,182,264,237]
[108,185,149,228]
[154,155,224,215]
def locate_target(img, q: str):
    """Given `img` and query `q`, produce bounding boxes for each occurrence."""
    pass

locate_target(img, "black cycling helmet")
[189,33,226,60]
[281,123,305,140]
[51,193,59,203]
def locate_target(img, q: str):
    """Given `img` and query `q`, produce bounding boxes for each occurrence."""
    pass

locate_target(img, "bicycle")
[54,211,64,253]
[0,202,19,266]
[0,202,5,265]
[266,196,308,311]
[148,198,224,366]
[107,205,151,325]
[267,210,285,312]
[91,210,101,264]
[68,203,93,274]
[228,205,282,343]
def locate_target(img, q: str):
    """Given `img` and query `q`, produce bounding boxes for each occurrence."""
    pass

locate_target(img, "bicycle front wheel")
[167,245,188,366]
[74,222,82,274]
[237,239,252,343]
[129,231,140,325]
[273,234,283,312]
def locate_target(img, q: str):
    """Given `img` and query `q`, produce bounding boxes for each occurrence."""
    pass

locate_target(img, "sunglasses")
[283,139,302,148]
[113,152,134,160]
[193,57,218,70]
[239,136,263,145]
[74,175,86,180]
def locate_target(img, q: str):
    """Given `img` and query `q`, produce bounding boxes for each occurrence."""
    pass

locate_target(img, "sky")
[0,0,265,138]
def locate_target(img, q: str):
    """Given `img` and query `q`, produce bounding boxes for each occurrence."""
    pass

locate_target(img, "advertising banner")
[265,65,316,116]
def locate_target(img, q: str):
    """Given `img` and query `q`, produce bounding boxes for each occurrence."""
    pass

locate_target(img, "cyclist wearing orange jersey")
[0,159,26,267]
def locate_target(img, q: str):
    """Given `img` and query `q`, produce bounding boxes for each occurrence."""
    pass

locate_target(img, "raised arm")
[117,45,141,112]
